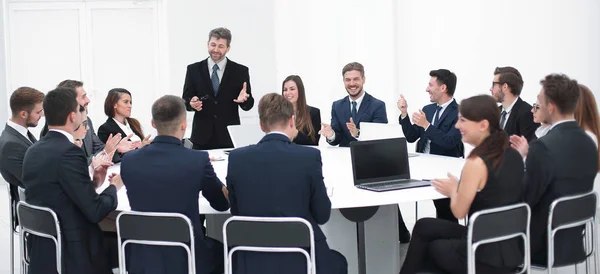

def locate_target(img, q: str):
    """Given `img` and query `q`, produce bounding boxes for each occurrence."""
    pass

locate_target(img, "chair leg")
[10,227,14,274]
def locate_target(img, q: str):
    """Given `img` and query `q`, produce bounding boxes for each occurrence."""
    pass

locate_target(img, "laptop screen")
[350,138,410,185]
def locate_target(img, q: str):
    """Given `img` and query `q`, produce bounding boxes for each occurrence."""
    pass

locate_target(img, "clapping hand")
[319,123,334,139]
[412,109,430,129]
[431,173,459,198]
[509,135,529,158]
[397,94,408,117]
[346,118,359,138]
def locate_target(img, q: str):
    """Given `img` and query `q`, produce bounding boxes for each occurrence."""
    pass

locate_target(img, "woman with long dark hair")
[98,88,150,149]
[400,95,524,274]
[282,75,321,145]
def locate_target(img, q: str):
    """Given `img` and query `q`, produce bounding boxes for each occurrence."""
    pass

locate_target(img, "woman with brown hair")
[282,75,321,145]
[575,84,600,151]
[400,95,524,274]
[98,88,150,149]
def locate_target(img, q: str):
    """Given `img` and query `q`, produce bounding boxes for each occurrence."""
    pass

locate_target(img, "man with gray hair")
[120,95,230,274]
[183,27,254,150]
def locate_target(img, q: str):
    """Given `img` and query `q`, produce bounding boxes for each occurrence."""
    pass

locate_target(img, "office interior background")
[1,0,599,137]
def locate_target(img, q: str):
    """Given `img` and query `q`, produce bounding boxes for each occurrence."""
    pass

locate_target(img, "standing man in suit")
[398,69,463,230]
[23,88,123,274]
[227,93,347,274]
[119,95,230,274]
[0,87,44,229]
[524,74,598,266]
[490,66,539,141]
[41,80,129,163]
[182,27,254,150]
[319,62,387,147]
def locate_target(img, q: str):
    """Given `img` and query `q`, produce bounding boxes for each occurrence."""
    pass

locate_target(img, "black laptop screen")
[350,138,410,184]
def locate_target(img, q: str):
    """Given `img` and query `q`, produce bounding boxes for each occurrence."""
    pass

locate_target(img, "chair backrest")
[116,211,196,274]
[227,124,265,148]
[16,201,62,273]
[223,216,316,274]
[18,186,26,201]
[467,203,531,274]
[546,191,598,268]
[17,201,60,238]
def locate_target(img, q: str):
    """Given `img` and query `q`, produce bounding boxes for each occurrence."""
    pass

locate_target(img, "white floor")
[0,179,594,274]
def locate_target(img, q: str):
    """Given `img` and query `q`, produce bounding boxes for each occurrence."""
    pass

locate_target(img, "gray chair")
[16,201,62,274]
[5,183,16,274]
[223,216,316,274]
[532,191,598,274]
[116,211,196,274]
[467,203,531,274]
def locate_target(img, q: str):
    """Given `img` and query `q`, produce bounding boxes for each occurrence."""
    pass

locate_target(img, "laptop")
[358,122,419,157]
[350,137,430,192]
[227,124,265,148]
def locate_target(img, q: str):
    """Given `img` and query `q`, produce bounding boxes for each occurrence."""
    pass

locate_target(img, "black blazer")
[524,121,598,265]
[41,118,120,163]
[328,93,388,147]
[227,133,342,274]
[502,97,540,141]
[97,118,144,144]
[400,99,464,157]
[120,135,229,274]
[182,58,254,149]
[293,106,321,146]
[0,124,36,228]
[22,131,118,274]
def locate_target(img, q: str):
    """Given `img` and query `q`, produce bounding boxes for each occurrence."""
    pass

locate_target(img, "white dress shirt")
[207,57,227,84]
[500,97,519,129]
[49,129,74,143]
[586,131,599,149]
[327,92,367,142]
[113,118,142,142]
[6,120,32,142]
[423,98,455,154]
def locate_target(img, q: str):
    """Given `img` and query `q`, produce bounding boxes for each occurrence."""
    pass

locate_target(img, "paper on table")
[327,187,334,197]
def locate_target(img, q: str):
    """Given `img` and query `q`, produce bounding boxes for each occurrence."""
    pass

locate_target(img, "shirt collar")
[267,131,289,138]
[438,97,454,109]
[113,117,127,127]
[6,120,29,139]
[208,57,227,71]
[349,91,366,105]
[502,97,519,114]
[548,119,577,131]
[49,129,75,143]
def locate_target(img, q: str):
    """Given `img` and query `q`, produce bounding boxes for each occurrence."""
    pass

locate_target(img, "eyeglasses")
[532,103,540,112]
[491,81,505,88]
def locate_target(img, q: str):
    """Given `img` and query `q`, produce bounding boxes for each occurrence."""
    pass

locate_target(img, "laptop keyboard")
[367,179,423,188]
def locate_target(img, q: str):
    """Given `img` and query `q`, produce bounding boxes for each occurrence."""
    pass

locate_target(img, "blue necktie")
[351,101,358,122]
[211,64,220,96]
[432,106,443,126]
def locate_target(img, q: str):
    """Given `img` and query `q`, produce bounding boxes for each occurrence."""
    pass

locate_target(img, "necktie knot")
[212,64,219,72]
[352,101,357,108]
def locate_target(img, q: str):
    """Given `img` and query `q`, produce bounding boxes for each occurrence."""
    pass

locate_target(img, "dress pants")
[399,218,513,274]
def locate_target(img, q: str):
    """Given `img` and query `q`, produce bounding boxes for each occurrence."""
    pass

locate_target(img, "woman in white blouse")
[98,88,150,151]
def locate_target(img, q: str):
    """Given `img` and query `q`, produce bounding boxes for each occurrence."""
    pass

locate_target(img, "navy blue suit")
[227,133,347,274]
[328,92,387,147]
[399,99,464,222]
[121,136,229,274]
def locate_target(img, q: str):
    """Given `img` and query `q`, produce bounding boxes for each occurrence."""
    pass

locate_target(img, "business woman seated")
[400,95,524,274]
[282,75,321,145]
[98,88,150,151]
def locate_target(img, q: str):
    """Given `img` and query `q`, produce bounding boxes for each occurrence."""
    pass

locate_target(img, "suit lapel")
[503,98,521,133]
[434,100,456,128]
[218,58,233,98]
[83,127,93,157]
[355,94,371,125]
[341,98,351,124]
[5,125,33,146]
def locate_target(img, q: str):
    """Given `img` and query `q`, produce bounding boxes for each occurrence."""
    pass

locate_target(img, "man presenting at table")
[182,27,254,150]
[120,95,230,274]
[227,93,347,274]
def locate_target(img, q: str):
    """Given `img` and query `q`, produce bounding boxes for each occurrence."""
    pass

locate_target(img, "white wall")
[0,1,7,132]
[3,0,600,134]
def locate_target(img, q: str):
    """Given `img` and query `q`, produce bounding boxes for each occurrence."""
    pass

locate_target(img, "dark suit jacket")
[400,99,464,157]
[0,124,35,229]
[182,58,254,149]
[22,131,118,274]
[502,97,540,141]
[120,135,229,274]
[97,117,144,144]
[293,106,321,146]
[41,117,119,163]
[328,93,388,147]
[227,133,339,274]
[524,121,598,265]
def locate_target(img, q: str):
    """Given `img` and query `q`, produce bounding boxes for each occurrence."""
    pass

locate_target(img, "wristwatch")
[354,129,361,138]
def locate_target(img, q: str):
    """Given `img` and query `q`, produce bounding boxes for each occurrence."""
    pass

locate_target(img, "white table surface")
[99,146,465,212]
